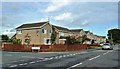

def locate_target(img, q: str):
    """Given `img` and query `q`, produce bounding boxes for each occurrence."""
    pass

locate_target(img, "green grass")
[87,46,102,49]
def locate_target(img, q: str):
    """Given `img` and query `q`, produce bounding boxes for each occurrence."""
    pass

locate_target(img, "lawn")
[87,46,102,49]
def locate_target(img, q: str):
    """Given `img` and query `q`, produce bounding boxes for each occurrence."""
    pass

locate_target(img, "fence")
[2,44,100,52]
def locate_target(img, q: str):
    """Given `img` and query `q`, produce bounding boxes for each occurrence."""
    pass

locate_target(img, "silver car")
[102,43,113,50]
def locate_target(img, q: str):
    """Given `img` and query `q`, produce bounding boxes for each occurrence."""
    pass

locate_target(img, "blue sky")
[1,0,118,38]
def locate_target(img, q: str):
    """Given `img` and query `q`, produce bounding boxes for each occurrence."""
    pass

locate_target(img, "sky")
[1,0,119,38]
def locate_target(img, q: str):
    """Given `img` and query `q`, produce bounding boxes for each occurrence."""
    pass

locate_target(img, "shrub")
[12,39,22,44]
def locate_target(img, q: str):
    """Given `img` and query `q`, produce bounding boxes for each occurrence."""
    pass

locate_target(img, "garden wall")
[2,44,100,52]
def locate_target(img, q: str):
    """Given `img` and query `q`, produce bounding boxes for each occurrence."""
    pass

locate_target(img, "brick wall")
[2,44,99,52]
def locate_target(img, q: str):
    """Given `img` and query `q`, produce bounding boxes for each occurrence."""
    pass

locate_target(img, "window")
[42,29,44,33]
[49,30,52,33]
[17,30,22,34]
[44,38,51,45]
[61,32,64,36]
[42,29,47,34]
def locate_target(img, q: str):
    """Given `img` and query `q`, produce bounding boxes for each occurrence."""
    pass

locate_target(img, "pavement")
[1,45,120,69]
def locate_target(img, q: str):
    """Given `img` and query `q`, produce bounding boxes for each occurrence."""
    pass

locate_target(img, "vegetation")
[107,28,120,44]
[65,36,73,44]
[1,34,9,42]
[65,36,82,44]
[24,38,30,46]
[87,46,102,49]
[50,26,57,45]
[12,39,22,44]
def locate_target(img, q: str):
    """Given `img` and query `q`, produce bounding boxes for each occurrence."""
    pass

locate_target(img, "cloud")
[45,0,72,13]
[81,20,89,26]
[39,18,49,22]
[54,12,72,21]
[1,30,15,37]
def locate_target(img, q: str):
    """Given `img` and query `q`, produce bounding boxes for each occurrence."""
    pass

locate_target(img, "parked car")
[100,43,104,46]
[102,43,113,50]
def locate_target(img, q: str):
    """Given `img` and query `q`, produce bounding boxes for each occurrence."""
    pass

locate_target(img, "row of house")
[13,21,106,45]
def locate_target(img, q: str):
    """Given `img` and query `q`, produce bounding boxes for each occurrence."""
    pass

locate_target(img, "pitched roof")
[70,29,83,32]
[52,25,69,31]
[16,21,48,29]
[85,31,90,34]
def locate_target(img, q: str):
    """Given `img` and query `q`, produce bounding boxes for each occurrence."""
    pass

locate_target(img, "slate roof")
[85,31,90,34]
[70,29,83,32]
[16,22,48,29]
[52,25,69,31]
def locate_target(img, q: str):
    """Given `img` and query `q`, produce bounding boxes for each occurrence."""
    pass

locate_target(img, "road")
[1,45,120,69]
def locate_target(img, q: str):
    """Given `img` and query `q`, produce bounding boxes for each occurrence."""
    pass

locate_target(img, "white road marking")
[73,54,76,55]
[29,61,35,64]
[36,60,41,62]
[103,50,113,55]
[20,60,24,61]
[109,50,113,52]
[70,54,73,56]
[39,58,44,60]
[9,65,17,67]
[63,55,66,57]
[55,56,58,59]
[67,55,70,57]
[19,64,24,66]
[23,63,28,65]
[59,56,62,58]
[67,63,82,69]
[103,52,108,55]
[89,55,100,61]
[50,57,54,59]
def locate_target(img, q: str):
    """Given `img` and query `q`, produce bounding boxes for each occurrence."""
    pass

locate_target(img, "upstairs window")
[60,32,64,36]
[42,29,47,34]
[49,30,52,33]
[17,30,22,34]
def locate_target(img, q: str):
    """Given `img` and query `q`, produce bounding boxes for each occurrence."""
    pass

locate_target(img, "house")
[14,21,106,45]
[15,21,52,45]
[52,25,70,44]
[69,29,86,41]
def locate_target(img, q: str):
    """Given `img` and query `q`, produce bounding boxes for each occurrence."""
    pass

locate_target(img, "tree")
[65,36,82,45]
[107,28,120,44]
[1,35,9,42]
[50,26,57,45]
[91,40,95,44]
[65,36,73,44]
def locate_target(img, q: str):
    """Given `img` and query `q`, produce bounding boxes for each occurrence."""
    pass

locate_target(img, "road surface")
[1,45,120,69]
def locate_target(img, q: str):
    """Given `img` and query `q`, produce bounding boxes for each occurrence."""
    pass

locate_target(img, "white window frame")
[42,29,47,34]
[60,31,64,36]
[17,30,22,34]
[44,38,51,45]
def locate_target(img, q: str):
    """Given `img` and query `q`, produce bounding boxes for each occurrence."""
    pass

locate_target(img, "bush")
[87,46,96,49]
[12,39,22,44]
